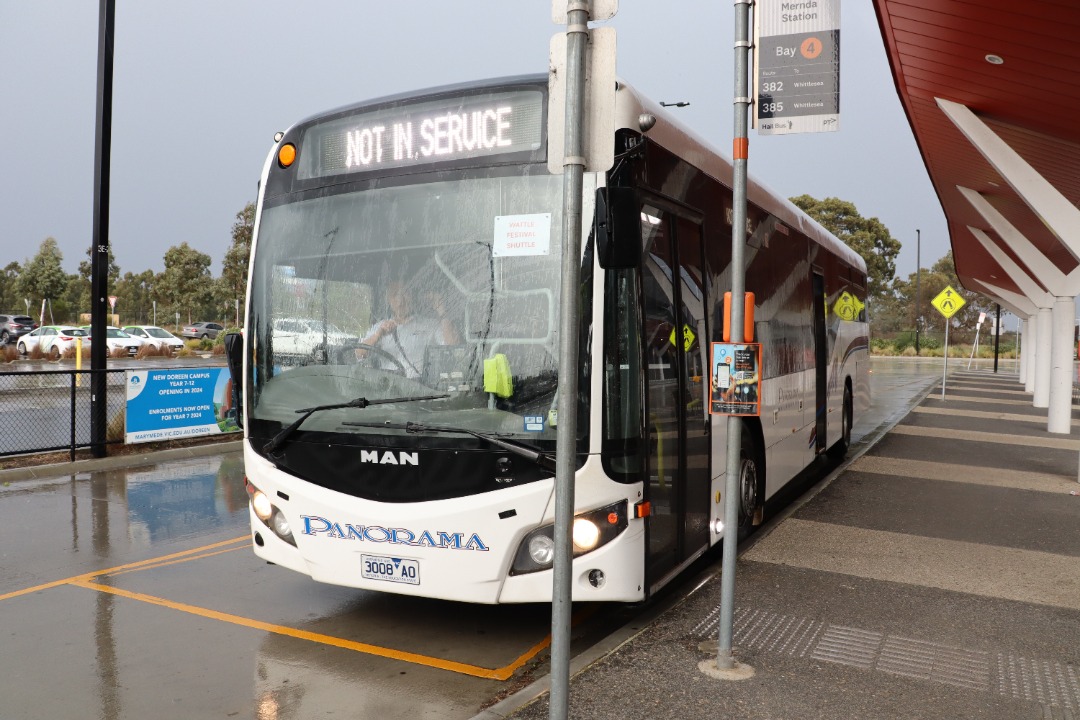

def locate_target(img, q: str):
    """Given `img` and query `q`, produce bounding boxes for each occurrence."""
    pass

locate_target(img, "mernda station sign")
[754,0,841,135]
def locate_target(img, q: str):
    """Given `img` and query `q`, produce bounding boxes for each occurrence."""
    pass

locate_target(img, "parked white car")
[272,317,360,361]
[121,325,186,353]
[82,326,143,357]
[17,325,91,359]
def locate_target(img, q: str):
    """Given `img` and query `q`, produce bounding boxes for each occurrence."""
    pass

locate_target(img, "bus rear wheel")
[737,427,763,540]
[828,384,853,461]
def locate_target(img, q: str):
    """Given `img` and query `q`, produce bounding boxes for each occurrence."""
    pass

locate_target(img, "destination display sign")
[297,89,544,179]
[755,0,840,135]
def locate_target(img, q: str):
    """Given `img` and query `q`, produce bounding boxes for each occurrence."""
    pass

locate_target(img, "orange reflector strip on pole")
[733,137,749,160]
[723,291,756,342]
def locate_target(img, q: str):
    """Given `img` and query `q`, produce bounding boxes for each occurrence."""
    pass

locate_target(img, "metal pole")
[90,0,116,458]
[70,372,78,463]
[914,229,921,356]
[717,0,753,672]
[967,324,981,369]
[549,2,588,717]
[993,304,1000,373]
[942,321,949,401]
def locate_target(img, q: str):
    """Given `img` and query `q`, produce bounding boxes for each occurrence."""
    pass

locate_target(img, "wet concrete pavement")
[497,362,1080,720]
[0,356,984,719]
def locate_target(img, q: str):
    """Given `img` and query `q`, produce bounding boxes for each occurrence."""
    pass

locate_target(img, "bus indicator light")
[277,143,297,168]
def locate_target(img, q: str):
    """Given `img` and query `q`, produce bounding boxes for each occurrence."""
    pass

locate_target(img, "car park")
[180,321,224,340]
[0,314,38,344]
[81,325,143,356]
[271,317,360,361]
[17,325,91,359]
[121,325,186,353]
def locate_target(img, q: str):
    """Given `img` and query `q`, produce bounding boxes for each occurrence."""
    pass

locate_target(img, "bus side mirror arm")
[596,186,640,270]
[224,332,244,429]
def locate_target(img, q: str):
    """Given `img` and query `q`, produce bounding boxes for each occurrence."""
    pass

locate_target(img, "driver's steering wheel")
[353,342,408,375]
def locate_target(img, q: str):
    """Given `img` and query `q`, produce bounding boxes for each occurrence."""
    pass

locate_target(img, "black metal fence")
[0,368,128,460]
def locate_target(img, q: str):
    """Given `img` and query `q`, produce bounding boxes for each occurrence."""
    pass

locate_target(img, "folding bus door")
[640,202,710,590]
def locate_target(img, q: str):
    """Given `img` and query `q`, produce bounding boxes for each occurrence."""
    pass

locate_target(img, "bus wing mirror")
[595,187,640,270]
[224,332,244,429]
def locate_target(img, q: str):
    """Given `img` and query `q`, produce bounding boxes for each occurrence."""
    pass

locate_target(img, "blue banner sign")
[125,368,239,444]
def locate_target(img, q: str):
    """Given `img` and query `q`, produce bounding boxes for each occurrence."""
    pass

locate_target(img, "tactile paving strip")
[694,608,1079,712]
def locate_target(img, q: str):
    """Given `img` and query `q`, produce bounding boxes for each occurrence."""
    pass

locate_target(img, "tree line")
[1,203,253,328]
[3,194,993,343]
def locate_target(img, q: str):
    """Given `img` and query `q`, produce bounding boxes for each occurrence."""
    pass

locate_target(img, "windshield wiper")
[344,420,557,472]
[263,394,448,455]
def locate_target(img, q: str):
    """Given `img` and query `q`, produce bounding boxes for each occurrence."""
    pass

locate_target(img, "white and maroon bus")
[229,74,869,603]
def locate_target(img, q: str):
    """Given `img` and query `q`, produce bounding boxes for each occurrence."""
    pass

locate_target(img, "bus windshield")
[249,169,589,448]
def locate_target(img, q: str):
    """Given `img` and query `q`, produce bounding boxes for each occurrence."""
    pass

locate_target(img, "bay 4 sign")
[125,368,240,444]
[755,0,841,135]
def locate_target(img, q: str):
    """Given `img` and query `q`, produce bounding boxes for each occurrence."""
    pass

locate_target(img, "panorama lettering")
[301,515,490,551]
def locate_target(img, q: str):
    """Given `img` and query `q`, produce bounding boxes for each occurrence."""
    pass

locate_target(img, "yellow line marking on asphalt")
[849,456,1078,494]
[69,578,558,681]
[105,545,248,577]
[890,423,1080,450]
[0,536,249,603]
[912,405,1080,427]
[745,519,1080,611]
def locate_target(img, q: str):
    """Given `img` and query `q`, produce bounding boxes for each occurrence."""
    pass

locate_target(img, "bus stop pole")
[717,0,753,672]
[549,2,589,717]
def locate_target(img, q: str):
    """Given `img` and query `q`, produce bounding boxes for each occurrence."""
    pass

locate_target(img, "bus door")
[812,270,827,454]
[640,202,710,589]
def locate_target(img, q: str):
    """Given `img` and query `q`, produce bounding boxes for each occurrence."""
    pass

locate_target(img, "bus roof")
[610,79,866,273]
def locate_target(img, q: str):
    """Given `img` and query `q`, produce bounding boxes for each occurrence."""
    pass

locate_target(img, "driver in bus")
[356,280,460,378]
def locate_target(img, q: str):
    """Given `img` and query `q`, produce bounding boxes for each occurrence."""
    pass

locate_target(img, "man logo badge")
[360,450,418,466]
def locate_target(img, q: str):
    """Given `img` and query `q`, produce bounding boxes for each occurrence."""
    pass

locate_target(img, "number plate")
[361,554,420,585]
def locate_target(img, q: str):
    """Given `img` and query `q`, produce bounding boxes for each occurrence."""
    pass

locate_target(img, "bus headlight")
[572,518,601,551]
[528,534,555,566]
[246,480,297,547]
[271,510,293,540]
[510,500,628,575]
[252,490,273,522]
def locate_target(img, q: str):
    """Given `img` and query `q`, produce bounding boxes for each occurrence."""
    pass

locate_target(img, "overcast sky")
[0,1,949,281]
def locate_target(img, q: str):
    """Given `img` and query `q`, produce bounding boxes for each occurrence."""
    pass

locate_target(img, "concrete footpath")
[490,369,1080,720]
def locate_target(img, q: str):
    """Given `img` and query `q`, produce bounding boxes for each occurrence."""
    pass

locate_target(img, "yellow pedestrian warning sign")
[931,285,966,319]
[832,291,863,322]
[669,324,697,352]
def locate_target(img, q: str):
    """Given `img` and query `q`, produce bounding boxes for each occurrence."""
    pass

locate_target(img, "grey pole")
[942,320,949,401]
[914,229,921,356]
[549,2,589,717]
[717,0,753,672]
